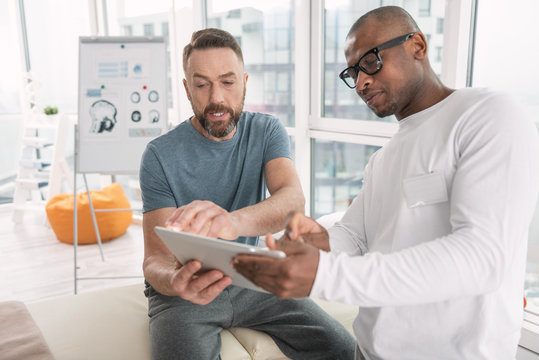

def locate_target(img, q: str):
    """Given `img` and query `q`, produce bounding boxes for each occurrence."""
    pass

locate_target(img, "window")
[471,0,539,349]
[419,0,431,17]
[161,22,169,37]
[23,0,91,114]
[435,46,442,62]
[436,18,444,34]
[206,0,295,127]
[0,2,23,114]
[143,23,154,36]
[104,1,170,37]
[312,140,380,219]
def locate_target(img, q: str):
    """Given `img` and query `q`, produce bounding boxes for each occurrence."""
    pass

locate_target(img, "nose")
[209,84,225,104]
[355,71,372,93]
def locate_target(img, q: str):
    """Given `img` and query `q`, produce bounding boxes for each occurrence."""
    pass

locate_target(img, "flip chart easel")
[74,36,168,293]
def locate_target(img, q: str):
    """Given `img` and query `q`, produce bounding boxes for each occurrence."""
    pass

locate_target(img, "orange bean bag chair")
[45,183,133,244]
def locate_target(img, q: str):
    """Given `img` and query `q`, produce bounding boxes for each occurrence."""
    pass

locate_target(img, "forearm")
[142,208,181,295]
[313,228,514,306]
[232,185,305,236]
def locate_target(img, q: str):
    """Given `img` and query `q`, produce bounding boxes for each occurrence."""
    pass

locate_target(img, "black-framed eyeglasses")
[339,32,415,89]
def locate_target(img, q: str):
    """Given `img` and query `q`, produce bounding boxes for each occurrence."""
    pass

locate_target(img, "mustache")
[204,103,235,117]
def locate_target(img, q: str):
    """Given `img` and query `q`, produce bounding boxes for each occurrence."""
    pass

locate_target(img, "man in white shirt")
[233,6,539,360]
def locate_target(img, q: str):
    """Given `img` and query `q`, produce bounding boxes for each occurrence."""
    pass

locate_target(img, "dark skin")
[233,9,455,299]
[233,212,328,298]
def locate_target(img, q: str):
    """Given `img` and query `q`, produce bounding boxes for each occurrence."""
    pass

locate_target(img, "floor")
[0,203,145,304]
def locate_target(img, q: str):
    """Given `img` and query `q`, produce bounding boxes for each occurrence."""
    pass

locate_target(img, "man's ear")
[244,72,249,86]
[182,78,191,102]
[411,32,428,60]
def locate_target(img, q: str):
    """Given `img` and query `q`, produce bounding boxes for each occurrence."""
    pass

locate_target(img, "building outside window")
[419,0,431,17]
[436,17,444,34]
[161,22,169,37]
[312,140,379,219]
[143,23,154,36]
[206,1,295,127]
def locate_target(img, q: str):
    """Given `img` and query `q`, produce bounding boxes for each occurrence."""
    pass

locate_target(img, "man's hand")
[165,200,240,240]
[283,211,331,251]
[170,259,232,305]
[232,234,320,298]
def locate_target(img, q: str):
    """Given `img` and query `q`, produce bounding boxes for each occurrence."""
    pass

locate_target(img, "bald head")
[341,6,452,120]
[347,6,420,39]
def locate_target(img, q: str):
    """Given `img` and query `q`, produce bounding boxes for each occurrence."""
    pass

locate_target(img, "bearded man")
[139,28,356,360]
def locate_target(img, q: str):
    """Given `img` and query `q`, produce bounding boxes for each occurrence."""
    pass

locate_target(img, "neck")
[397,72,454,121]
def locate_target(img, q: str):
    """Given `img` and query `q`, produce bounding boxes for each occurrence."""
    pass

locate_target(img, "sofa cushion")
[26,283,358,360]
[26,284,252,360]
[0,301,54,360]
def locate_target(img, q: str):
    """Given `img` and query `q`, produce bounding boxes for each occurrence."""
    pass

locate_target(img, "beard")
[193,88,246,138]
[371,79,422,119]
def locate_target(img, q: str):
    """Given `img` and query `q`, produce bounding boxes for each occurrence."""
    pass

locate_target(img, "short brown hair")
[182,28,244,73]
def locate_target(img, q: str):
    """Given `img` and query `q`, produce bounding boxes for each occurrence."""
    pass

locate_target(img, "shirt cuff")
[310,249,330,299]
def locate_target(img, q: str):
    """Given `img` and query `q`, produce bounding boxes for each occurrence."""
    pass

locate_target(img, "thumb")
[273,237,307,256]
[265,233,276,249]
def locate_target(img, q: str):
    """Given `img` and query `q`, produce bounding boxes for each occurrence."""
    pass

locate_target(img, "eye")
[195,83,207,88]
[223,81,235,86]
[360,53,379,71]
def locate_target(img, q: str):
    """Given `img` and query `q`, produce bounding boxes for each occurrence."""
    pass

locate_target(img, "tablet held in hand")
[154,226,285,292]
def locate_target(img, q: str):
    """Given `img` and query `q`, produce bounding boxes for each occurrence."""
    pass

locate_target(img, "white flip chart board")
[77,36,167,174]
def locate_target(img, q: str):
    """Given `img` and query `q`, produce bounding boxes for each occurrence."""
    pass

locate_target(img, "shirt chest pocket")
[402,172,448,208]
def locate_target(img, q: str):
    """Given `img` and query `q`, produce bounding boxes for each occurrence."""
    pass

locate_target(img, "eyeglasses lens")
[341,69,358,88]
[360,52,381,75]
[342,52,381,88]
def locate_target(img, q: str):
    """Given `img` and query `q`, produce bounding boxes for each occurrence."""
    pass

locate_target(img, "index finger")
[283,212,302,240]
[165,207,186,230]
[285,212,315,240]
[166,201,213,231]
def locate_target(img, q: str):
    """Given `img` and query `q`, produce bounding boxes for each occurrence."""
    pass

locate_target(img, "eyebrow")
[193,72,237,80]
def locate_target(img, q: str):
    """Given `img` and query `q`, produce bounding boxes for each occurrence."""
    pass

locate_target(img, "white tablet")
[154,226,286,292]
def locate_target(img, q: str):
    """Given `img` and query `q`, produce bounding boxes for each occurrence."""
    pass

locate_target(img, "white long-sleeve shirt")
[311,88,539,360]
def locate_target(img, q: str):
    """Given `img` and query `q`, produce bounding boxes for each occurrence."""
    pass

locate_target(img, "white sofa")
[25,283,357,359]
[0,212,356,360]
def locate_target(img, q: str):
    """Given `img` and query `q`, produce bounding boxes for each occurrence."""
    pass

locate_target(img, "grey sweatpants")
[145,282,356,359]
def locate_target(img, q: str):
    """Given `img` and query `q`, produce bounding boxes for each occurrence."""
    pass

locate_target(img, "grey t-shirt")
[139,111,291,245]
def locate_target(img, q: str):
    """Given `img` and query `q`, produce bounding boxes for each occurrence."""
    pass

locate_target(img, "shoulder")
[450,87,520,116]
[240,111,282,128]
[456,88,532,131]
[147,121,190,151]
[238,111,286,139]
[450,88,537,152]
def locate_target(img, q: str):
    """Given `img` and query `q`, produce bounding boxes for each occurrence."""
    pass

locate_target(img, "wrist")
[226,211,243,239]
[305,230,330,251]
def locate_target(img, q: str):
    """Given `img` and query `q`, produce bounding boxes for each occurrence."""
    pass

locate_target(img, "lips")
[206,111,230,121]
[205,104,234,120]
[365,92,382,106]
